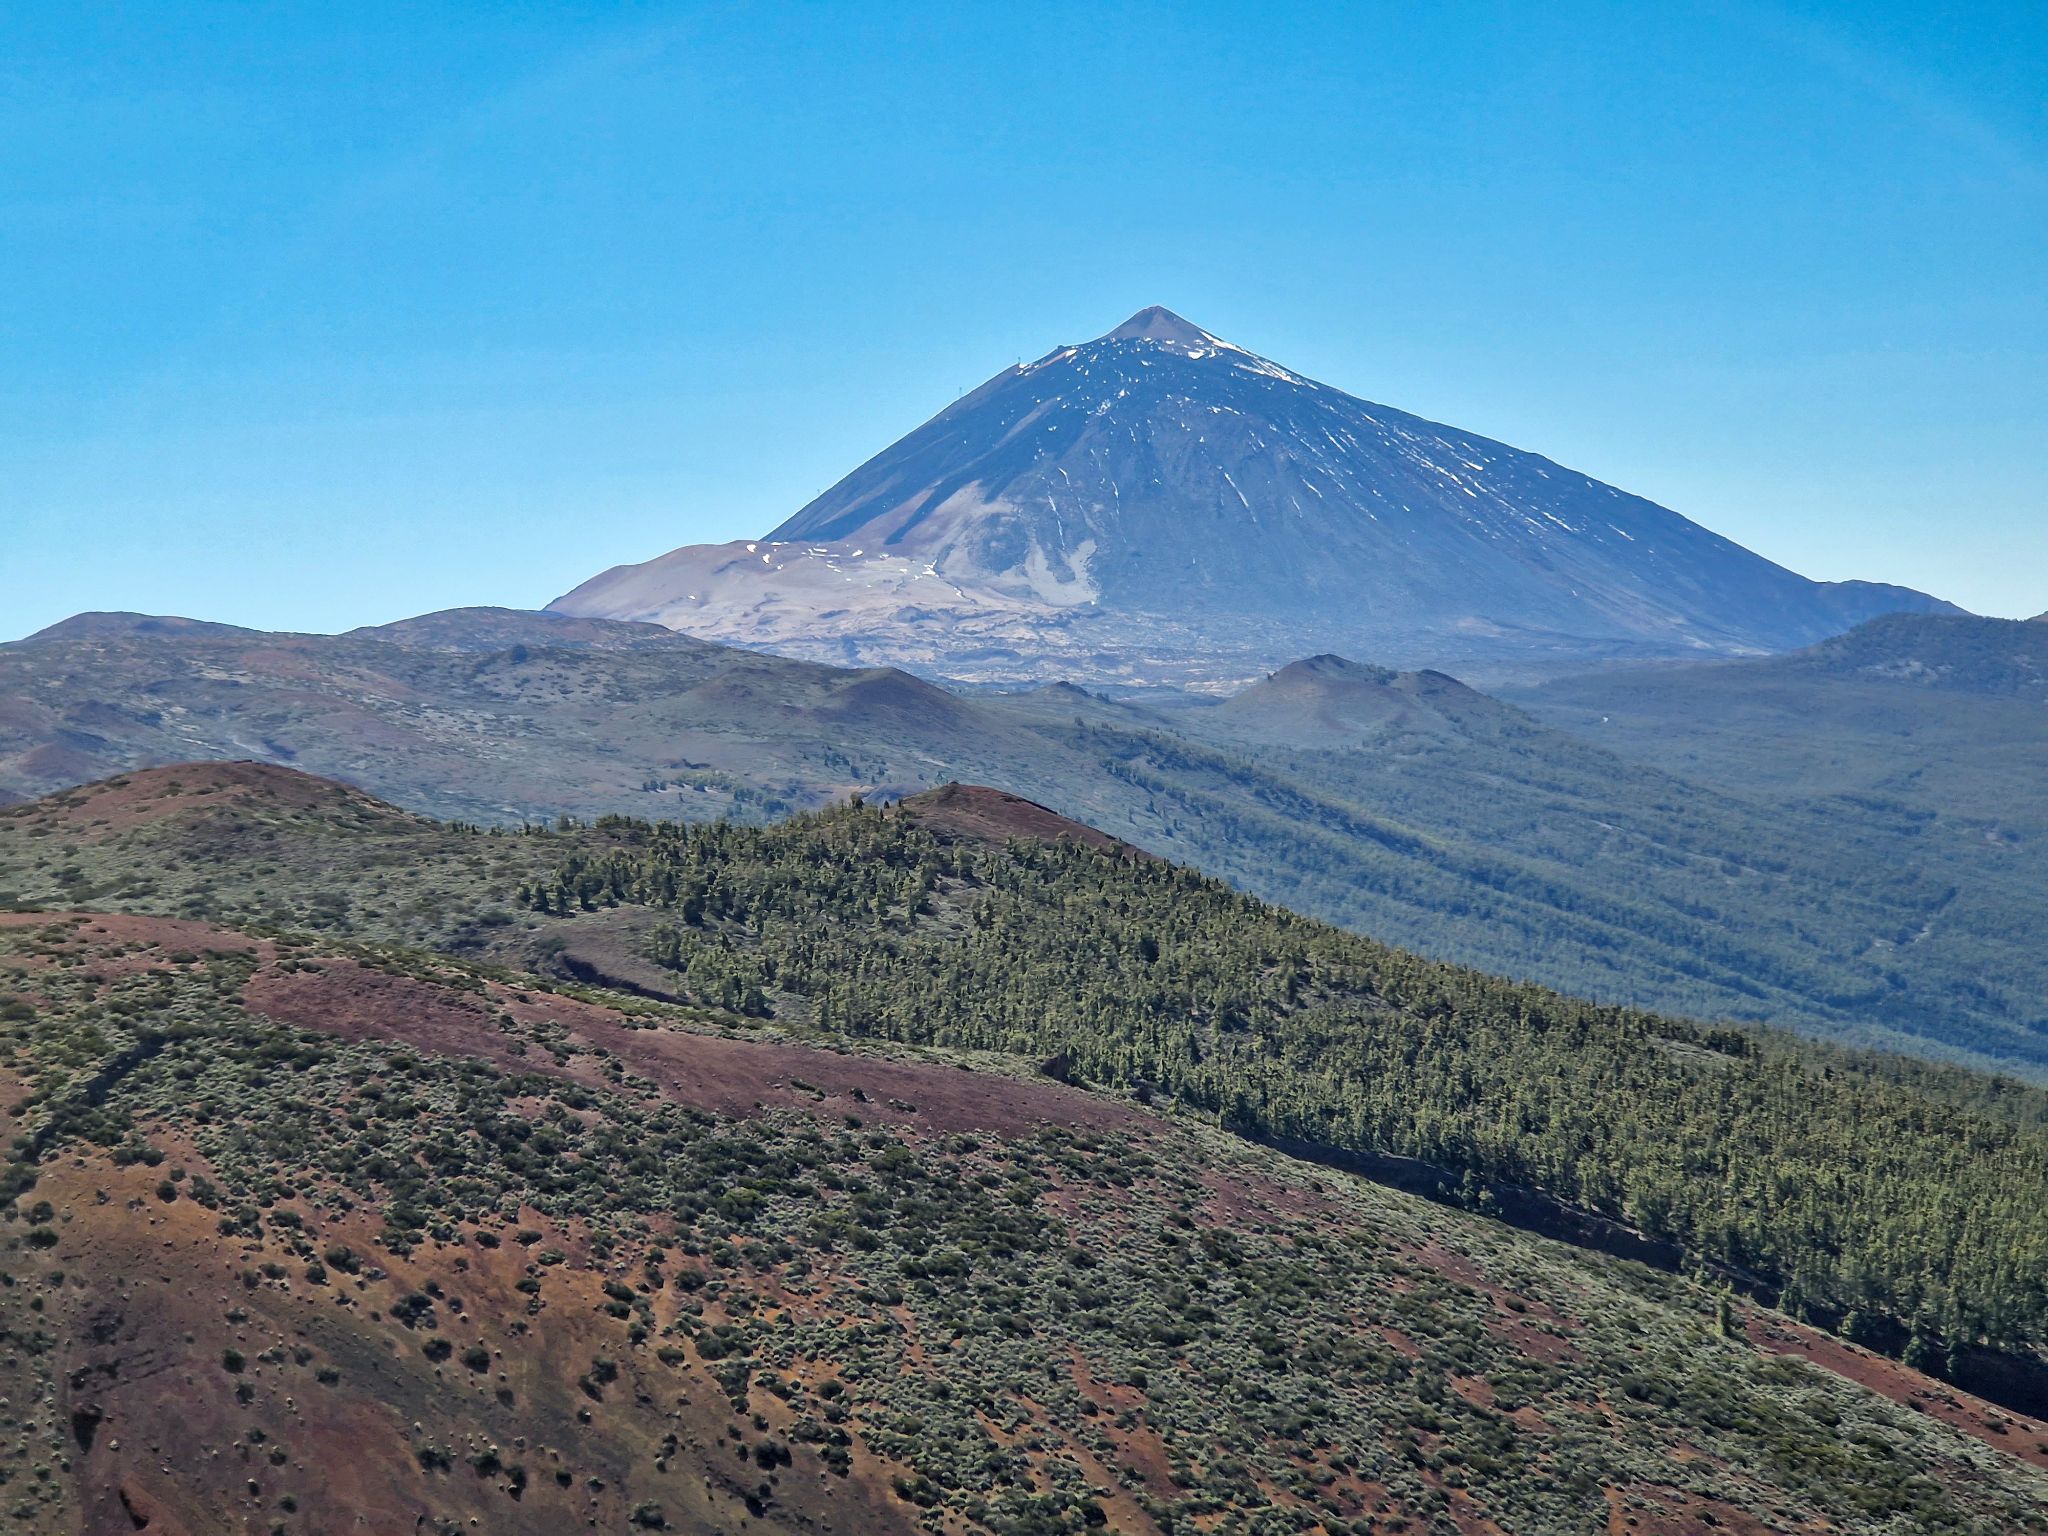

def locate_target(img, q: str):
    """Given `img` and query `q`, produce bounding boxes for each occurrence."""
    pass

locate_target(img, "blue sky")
[5,1,2044,638]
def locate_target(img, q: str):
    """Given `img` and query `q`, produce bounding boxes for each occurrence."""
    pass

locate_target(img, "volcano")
[551,308,1957,688]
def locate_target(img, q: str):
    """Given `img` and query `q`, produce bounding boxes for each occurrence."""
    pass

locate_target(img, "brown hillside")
[0,760,413,839]
[896,782,1151,857]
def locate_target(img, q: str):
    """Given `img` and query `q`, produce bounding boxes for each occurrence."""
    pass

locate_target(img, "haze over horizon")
[6,2,2045,639]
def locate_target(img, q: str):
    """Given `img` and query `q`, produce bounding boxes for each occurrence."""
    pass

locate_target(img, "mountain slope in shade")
[344,605,682,650]
[551,307,1959,688]
[24,611,263,643]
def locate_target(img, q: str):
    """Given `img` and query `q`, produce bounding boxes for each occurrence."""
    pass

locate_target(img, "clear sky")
[5,1,2044,639]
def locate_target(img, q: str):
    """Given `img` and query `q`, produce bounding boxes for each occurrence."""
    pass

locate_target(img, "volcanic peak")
[1100,305,1217,345]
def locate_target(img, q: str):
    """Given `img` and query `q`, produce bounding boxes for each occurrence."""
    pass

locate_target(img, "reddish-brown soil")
[1411,1239,1586,1363]
[244,959,544,1075]
[0,909,261,963]
[0,908,255,944]
[555,1006,1146,1138]
[239,949,1144,1141]
[11,907,2046,1536]
[1747,1311,2048,1470]
[1065,1351,1175,1497]
[1491,1309,1581,1365]
[0,759,403,836]
[1194,1157,1343,1229]
[897,782,1152,858]
[4,907,1142,1146]
[34,1154,918,1536]
[1605,1484,1805,1535]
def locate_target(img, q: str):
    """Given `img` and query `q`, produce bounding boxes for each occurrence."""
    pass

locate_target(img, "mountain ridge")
[1520,612,2048,818]
[894,780,1151,858]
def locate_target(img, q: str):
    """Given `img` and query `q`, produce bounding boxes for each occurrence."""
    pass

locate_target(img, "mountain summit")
[1100,304,1215,343]
[552,310,1957,688]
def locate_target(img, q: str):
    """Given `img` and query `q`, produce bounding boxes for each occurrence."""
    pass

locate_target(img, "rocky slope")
[551,308,1958,688]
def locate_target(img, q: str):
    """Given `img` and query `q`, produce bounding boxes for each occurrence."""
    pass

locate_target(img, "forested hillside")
[1521,614,2048,821]
[522,800,2048,1373]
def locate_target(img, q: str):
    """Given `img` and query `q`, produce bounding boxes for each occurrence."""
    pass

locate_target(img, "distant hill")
[24,610,263,643]
[552,308,1958,688]
[1767,613,2048,696]
[1206,654,1517,746]
[1518,612,2048,1058]
[20,758,419,834]
[345,605,683,650]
